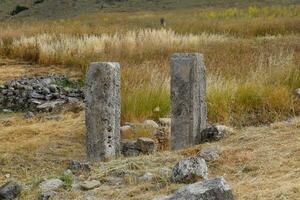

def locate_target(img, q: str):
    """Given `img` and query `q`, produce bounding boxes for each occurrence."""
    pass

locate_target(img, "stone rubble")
[0,75,84,112]
[121,137,156,157]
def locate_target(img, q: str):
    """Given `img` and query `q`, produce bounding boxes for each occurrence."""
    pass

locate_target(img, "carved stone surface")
[171,53,207,150]
[85,62,121,161]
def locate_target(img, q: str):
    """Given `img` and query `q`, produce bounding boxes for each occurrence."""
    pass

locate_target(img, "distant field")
[0,0,299,20]
[0,4,299,125]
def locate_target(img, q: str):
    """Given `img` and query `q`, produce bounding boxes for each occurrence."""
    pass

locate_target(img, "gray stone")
[139,172,154,182]
[154,177,235,200]
[196,124,232,144]
[2,109,13,113]
[171,156,208,183]
[68,160,91,172]
[0,181,22,200]
[197,146,220,162]
[39,179,64,192]
[37,100,65,111]
[24,111,35,119]
[143,120,159,129]
[136,137,156,154]
[30,92,45,99]
[48,84,58,93]
[121,140,140,157]
[38,191,57,200]
[159,118,171,126]
[171,53,207,150]
[80,180,101,190]
[105,176,123,186]
[295,88,300,98]
[85,62,121,161]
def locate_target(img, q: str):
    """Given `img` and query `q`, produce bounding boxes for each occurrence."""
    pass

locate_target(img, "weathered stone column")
[171,53,207,150]
[85,62,121,161]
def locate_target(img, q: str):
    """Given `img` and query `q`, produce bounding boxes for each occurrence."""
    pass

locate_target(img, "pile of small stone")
[0,75,84,112]
[121,137,156,157]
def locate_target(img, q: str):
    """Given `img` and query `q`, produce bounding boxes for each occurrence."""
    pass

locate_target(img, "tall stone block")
[85,62,121,161]
[171,53,207,150]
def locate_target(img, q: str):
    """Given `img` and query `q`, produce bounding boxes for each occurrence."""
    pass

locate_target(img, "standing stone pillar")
[85,62,121,161]
[171,53,207,150]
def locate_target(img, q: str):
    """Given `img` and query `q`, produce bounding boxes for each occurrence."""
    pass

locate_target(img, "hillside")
[0,0,299,20]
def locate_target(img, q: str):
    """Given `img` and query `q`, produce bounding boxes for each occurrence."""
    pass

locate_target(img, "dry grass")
[1,111,299,199]
[0,6,299,125]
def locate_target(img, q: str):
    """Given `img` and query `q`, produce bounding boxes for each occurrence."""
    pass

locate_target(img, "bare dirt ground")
[0,59,300,199]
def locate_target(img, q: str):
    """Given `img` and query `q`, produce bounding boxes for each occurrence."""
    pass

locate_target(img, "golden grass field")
[1,5,300,125]
[0,3,300,199]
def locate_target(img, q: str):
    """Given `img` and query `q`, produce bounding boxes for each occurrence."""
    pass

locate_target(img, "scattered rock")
[4,174,10,179]
[0,181,22,200]
[153,107,161,112]
[159,118,171,126]
[39,179,64,192]
[37,100,65,112]
[197,146,220,162]
[143,120,159,129]
[154,177,235,200]
[63,169,73,176]
[68,160,91,172]
[122,137,157,157]
[105,176,123,186]
[295,88,300,98]
[196,124,233,143]
[121,140,140,157]
[2,109,12,113]
[80,180,101,191]
[136,137,156,154]
[38,191,57,200]
[24,111,35,119]
[139,172,154,182]
[171,156,208,183]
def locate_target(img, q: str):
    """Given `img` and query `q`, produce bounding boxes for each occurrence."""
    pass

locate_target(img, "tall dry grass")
[0,5,299,125]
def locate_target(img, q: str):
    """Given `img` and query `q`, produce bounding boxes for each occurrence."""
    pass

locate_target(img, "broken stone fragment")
[80,180,101,191]
[136,137,156,154]
[121,140,140,157]
[171,156,208,183]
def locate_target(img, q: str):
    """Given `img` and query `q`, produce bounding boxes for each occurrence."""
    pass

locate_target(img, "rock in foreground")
[171,156,208,183]
[155,177,235,200]
[0,181,22,200]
